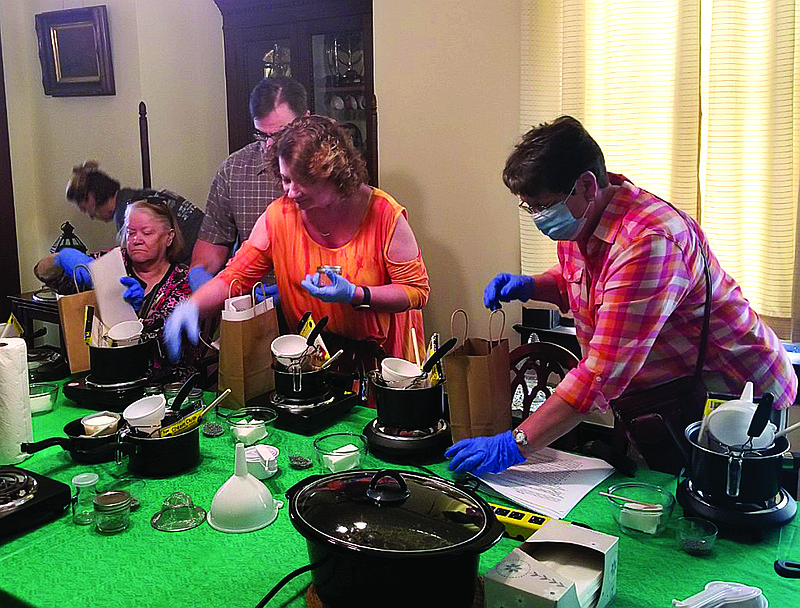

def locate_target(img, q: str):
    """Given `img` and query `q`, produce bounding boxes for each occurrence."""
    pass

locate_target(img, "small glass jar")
[185,388,204,411]
[316,265,342,287]
[93,490,132,534]
[71,473,99,525]
[163,382,184,409]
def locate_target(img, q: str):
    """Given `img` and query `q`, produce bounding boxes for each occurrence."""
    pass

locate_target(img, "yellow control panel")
[488,503,552,541]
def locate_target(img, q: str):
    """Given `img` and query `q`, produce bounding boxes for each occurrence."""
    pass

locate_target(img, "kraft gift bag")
[446,309,512,443]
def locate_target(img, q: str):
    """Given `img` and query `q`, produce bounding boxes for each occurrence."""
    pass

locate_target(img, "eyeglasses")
[253,129,281,143]
[518,184,577,215]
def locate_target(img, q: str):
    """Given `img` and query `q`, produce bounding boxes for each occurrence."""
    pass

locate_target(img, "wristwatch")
[353,285,371,310]
[513,428,528,447]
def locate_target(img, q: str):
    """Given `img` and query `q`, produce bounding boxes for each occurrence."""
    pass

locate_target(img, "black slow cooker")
[286,468,504,608]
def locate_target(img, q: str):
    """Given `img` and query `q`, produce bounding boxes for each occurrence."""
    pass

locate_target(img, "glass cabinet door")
[311,31,368,164]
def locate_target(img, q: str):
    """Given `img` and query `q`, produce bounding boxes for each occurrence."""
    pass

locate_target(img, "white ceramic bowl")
[380,357,421,388]
[123,394,166,427]
[270,334,311,369]
[107,320,144,341]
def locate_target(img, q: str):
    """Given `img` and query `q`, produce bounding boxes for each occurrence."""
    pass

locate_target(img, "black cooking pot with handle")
[686,420,788,504]
[20,417,119,464]
[286,468,504,608]
[89,337,156,384]
[89,426,201,477]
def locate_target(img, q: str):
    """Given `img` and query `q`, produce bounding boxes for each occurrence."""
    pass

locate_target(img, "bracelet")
[353,285,371,309]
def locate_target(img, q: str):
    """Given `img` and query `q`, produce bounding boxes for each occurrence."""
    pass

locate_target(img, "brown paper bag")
[217,285,279,409]
[445,309,512,443]
[57,290,97,373]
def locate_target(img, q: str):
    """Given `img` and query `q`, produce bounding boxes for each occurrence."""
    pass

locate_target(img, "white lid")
[72,473,99,487]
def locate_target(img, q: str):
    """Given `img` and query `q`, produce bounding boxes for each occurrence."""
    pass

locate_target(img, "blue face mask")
[532,190,586,241]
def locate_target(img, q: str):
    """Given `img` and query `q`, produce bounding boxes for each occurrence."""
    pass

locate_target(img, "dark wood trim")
[0,20,22,320]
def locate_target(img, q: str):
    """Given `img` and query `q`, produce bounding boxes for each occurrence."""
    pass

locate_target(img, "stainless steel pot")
[286,469,504,608]
[686,420,789,504]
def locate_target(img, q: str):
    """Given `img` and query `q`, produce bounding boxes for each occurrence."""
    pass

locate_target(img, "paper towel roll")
[0,338,32,464]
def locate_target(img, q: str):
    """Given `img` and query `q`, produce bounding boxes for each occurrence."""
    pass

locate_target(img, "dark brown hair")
[249,75,308,121]
[268,115,367,197]
[65,161,120,206]
[120,198,185,264]
[503,116,609,199]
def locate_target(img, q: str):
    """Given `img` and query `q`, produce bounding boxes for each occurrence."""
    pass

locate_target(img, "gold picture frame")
[35,5,115,97]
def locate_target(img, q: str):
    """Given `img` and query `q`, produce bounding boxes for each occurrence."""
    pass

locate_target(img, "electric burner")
[363,418,452,463]
[62,373,150,411]
[677,478,797,530]
[247,388,359,435]
[0,466,71,538]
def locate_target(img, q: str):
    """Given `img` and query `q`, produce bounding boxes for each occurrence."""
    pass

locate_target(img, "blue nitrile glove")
[55,248,93,289]
[163,301,199,363]
[445,430,526,476]
[254,283,280,306]
[483,273,535,311]
[120,276,144,311]
[187,266,213,293]
[301,270,356,304]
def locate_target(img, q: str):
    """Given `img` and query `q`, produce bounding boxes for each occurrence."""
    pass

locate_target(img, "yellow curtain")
[520,0,800,338]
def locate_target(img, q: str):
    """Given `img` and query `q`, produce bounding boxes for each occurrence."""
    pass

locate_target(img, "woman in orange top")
[165,115,429,370]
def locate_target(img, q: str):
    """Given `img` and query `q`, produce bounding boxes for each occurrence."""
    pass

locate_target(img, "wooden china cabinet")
[212,0,377,185]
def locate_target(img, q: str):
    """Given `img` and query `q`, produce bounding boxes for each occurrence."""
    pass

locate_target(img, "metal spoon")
[408,337,458,388]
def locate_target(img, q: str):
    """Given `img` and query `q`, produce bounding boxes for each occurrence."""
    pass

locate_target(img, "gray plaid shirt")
[198,142,283,247]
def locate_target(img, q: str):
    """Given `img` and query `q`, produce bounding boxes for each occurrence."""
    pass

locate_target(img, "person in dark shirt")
[65,160,203,266]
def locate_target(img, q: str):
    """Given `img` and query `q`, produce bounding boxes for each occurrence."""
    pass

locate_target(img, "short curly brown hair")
[268,115,367,197]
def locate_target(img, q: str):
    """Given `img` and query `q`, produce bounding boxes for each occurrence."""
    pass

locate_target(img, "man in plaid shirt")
[447,116,797,476]
[188,76,308,293]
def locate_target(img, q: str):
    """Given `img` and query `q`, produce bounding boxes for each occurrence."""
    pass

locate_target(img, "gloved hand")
[187,267,213,293]
[163,301,199,363]
[483,273,535,311]
[254,283,280,306]
[301,270,356,304]
[120,276,144,311]
[445,430,526,476]
[55,248,93,289]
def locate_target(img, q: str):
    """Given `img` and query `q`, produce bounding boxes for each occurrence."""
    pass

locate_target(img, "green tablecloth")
[1,389,798,607]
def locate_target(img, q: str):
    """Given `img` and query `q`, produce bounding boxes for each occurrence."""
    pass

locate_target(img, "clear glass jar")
[163,382,184,409]
[185,388,204,412]
[93,490,132,534]
[71,473,99,525]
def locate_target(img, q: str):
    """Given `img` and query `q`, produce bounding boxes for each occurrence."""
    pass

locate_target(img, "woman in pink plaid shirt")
[447,116,797,476]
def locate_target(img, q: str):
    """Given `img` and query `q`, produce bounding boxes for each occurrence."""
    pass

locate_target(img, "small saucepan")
[20,416,122,464]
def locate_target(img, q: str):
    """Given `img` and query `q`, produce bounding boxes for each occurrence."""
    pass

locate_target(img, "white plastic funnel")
[207,443,282,533]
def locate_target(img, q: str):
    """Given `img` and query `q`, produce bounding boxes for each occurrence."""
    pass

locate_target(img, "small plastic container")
[71,473,99,525]
[676,517,718,555]
[225,407,278,446]
[80,411,121,436]
[604,482,675,536]
[381,357,421,388]
[314,432,367,473]
[29,382,59,414]
[93,490,132,534]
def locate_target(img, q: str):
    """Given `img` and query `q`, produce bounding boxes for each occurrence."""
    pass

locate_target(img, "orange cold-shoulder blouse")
[217,188,429,361]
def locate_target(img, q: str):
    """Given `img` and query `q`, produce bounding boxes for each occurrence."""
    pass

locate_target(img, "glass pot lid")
[291,469,489,553]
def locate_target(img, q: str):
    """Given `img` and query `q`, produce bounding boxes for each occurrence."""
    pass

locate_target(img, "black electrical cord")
[254,555,330,608]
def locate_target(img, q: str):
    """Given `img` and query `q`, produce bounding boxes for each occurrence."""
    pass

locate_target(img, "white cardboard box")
[485,520,618,608]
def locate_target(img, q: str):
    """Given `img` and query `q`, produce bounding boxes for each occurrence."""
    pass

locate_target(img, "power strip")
[488,503,551,541]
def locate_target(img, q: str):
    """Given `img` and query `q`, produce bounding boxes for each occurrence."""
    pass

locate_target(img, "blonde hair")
[120,198,184,264]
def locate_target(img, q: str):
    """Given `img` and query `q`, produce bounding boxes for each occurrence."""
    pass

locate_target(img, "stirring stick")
[411,327,421,369]
[598,491,663,510]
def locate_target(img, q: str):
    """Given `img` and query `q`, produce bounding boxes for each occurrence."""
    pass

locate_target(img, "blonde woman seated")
[35,198,201,380]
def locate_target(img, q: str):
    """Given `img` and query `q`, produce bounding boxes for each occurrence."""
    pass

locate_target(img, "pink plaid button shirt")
[550,175,797,413]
